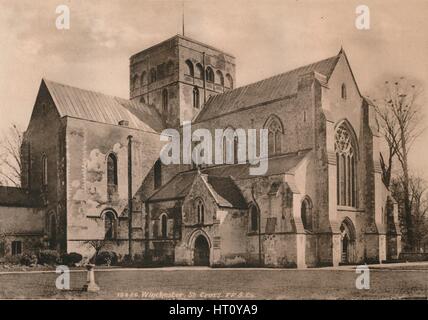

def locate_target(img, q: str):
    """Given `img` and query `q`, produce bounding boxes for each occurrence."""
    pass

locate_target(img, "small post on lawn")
[83,264,100,292]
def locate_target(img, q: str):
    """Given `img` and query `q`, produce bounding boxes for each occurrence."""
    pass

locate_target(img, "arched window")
[195,63,204,79]
[42,154,48,186]
[193,87,200,109]
[216,70,224,85]
[150,68,157,83]
[226,74,233,89]
[162,89,168,114]
[185,60,194,77]
[140,71,147,86]
[160,213,168,238]
[335,123,357,207]
[249,205,259,232]
[205,67,214,83]
[301,197,313,231]
[341,83,347,99]
[140,96,146,104]
[222,128,239,164]
[264,116,283,156]
[154,159,162,189]
[197,199,205,225]
[131,74,139,90]
[166,61,174,76]
[104,211,116,240]
[107,153,118,198]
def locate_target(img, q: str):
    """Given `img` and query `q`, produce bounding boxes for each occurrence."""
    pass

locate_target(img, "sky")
[0,0,427,177]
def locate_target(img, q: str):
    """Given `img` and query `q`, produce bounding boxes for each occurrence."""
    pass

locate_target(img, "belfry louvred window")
[335,124,357,207]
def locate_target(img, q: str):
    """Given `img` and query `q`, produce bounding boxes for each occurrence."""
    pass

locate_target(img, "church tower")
[129,35,236,128]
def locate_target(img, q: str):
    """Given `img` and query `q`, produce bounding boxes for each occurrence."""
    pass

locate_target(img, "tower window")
[162,89,168,114]
[150,68,157,83]
[107,153,118,198]
[154,159,162,189]
[341,83,347,99]
[195,63,204,79]
[131,74,139,90]
[42,154,48,186]
[206,67,214,83]
[185,60,194,77]
[215,70,224,85]
[140,71,147,86]
[226,74,233,89]
[193,87,200,109]
[166,61,174,76]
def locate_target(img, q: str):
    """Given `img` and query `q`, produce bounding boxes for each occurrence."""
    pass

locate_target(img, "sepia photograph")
[0,0,427,303]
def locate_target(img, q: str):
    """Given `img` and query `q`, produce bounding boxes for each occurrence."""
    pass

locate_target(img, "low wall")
[399,252,428,262]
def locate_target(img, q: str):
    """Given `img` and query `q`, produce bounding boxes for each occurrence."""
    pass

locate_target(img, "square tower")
[130,35,236,128]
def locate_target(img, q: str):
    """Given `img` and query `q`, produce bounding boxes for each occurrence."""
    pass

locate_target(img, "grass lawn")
[0,265,427,300]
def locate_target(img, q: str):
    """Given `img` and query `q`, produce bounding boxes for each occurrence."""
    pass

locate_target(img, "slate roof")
[195,54,340,123]
[203,175,247,209]
[43,79,164,133]
[148,151,309,204]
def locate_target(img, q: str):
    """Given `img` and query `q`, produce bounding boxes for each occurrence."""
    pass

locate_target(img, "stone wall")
[65,117,163,258]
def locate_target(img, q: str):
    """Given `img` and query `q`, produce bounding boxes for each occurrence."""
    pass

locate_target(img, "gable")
[322,50,364,140]
[26,81,61,134]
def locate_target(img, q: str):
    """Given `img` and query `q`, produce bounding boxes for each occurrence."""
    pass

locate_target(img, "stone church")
[0,35,402,268]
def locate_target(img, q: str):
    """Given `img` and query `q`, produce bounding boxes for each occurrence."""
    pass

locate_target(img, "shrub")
[20,253,38,266]
[95,251,118,266]
[1,254,23,265]
[38,250,60,265]
[61,252,83,266]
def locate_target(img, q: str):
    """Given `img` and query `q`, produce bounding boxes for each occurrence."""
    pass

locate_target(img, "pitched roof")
[203,175,247,209]
[43,79,164,132]
[148,151,309,203]
[195,54,340,123]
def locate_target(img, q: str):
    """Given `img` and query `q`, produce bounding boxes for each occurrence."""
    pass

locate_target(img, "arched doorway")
[194,235,210,266]
[340,218,356,264]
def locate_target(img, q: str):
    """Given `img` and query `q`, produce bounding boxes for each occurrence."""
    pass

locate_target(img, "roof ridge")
[215,54,338,99]
[43,78,127,101]
[195,53,340,122]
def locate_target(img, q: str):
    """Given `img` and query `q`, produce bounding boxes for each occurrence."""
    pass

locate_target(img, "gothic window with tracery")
[335,124,357,207]
[265,116,283,156]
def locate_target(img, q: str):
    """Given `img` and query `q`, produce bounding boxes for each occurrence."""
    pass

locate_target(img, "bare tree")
[391,176,428,252]
[0,124,23,187]
[373,77,425,250]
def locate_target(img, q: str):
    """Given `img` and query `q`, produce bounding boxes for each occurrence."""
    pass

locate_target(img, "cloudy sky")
[0,0,427,176]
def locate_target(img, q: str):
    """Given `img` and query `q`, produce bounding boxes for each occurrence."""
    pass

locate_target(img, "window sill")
[337,206,364,212]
